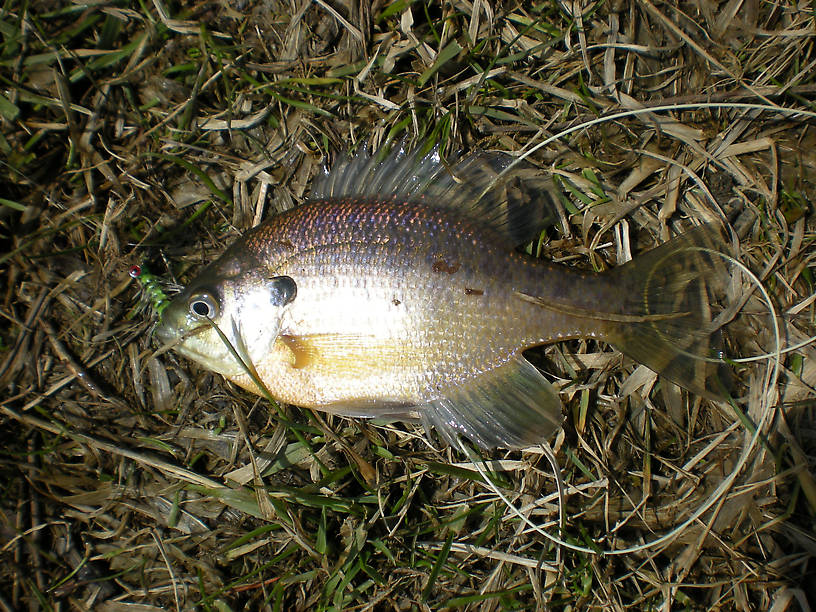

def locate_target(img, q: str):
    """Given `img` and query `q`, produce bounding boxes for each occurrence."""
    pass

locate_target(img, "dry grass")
[1,0,815,610]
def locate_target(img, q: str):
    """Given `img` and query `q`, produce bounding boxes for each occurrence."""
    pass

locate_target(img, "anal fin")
[422,356,563,449]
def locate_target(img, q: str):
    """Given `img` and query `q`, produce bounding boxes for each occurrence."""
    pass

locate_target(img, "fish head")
[154,254,297,378]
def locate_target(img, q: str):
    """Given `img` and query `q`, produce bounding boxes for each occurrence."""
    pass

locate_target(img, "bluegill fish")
[155,145,730,449]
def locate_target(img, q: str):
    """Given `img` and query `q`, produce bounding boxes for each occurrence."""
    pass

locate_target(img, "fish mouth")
[153,319,211,355]
[153,321,176,345]
[153,319,246,376]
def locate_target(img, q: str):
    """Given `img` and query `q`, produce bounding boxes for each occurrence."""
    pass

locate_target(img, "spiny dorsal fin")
[309,142,560,245]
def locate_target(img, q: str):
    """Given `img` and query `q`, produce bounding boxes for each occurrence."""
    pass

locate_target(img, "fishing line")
[463,101,791,554]
[461,249,781,556]
[458,438,597,555]
[730,334,816,363]
[613,258,781,555]
[540,438,567,569]
[499,102,816,182]
[639,246,766,365]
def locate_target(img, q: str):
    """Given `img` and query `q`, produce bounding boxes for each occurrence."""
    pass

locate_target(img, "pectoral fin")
[279,334,318,369]
[277,332,421,374]
[422,356,563,449]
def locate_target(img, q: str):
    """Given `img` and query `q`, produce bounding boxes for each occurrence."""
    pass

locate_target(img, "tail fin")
[606,224,737,399]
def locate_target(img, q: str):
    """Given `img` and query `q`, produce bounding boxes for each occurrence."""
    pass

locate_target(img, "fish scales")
[232,199,608,405]
[156,145,732,449]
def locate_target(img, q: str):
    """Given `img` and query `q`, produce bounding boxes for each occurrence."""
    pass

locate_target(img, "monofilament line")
[462,250,780,556]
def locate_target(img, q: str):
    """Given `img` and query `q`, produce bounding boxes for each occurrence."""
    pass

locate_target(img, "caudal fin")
[606,224,738,399]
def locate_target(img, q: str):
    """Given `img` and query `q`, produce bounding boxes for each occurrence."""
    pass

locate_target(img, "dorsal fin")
[308,142,560,245]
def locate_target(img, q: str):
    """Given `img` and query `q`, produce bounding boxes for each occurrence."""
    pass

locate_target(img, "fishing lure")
[130,264,170,315]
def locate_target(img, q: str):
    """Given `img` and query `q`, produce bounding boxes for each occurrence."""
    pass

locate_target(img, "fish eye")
[270,275,297,306]
[188,292,219,319]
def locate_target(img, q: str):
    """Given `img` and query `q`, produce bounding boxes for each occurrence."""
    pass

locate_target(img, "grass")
[1,0,816,610]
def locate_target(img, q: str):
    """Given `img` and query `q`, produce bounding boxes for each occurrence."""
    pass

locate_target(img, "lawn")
[0,1,814,610]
